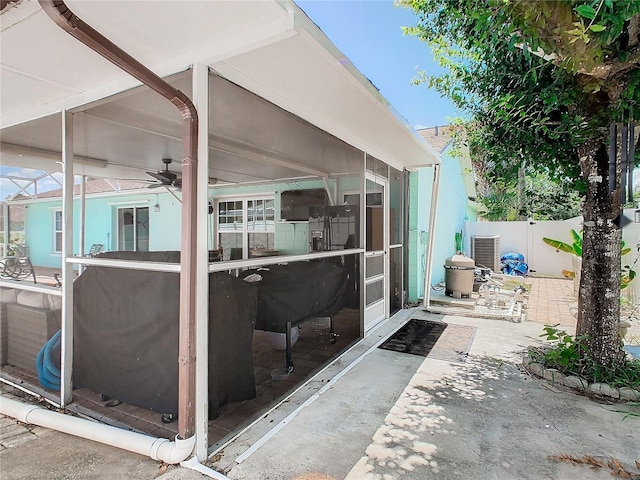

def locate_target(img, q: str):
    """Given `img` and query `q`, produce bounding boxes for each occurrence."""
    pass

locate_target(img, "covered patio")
[0,0,440,465]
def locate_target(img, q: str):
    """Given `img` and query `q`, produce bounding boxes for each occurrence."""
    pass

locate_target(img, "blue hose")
[36,330,61,391]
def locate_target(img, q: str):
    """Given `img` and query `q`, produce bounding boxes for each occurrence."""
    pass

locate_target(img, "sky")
[0,1,458,200]
[297,0,459,130]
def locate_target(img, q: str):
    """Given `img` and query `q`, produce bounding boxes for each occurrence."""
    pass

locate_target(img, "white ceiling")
[0,0,439,185]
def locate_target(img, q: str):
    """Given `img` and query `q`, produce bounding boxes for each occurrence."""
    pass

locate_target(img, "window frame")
[53,209,63,253]
[215,193,275,260]
[116,205,150,252]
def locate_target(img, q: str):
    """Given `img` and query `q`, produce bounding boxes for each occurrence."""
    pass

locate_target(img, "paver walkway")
[525,276,577,327]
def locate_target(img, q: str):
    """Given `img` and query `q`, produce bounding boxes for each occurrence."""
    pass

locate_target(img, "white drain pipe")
[1,396,193,465]
[423,164,441,309]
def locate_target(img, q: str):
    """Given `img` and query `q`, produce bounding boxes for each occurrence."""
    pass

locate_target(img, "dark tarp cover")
[242,261,347,333]
[73,253,257,417]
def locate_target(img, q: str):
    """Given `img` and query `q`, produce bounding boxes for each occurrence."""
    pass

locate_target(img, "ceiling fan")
[145,157,216,214]
[146,157,181,189]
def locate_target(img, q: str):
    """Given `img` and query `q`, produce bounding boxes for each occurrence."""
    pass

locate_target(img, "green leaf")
[621,247,631,256]
[566,27,585,37]
[574,4,596,19]
[543,237,575,253]
[570,229,582,246]
[589,24,606,33]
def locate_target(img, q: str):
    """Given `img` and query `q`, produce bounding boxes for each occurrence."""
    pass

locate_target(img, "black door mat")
[378,319,447,357]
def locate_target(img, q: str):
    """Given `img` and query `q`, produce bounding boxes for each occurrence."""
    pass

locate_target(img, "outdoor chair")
[87,244,104,257]
[0,256,36,283]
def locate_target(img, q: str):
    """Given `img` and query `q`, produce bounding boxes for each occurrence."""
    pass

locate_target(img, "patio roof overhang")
[1,1,443,461]
[0,0,440,181]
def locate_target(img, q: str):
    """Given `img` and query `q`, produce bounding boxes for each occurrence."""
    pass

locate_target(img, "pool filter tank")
[444,253,475,299]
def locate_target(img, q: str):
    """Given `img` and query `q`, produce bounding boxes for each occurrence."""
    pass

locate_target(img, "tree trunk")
[576,138,625,367]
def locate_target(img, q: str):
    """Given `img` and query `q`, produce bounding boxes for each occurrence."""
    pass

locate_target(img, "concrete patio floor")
[1,277,639,480]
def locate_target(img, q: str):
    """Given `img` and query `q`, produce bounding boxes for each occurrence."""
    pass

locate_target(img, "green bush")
[529,325,640,390]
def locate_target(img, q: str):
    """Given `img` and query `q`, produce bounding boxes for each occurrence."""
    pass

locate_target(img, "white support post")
[78,176,86,274]
[2,202,8,257]
[423,164,441,309]
[61,110,74,405]
[360,152,366,337]
[322,177,335,206]
[193,63,210,461]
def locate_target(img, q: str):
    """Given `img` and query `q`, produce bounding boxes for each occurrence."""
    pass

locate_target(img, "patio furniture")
[0,288,61,373]
[87,244,104,256]
[72,251,257,418]
[241,260,348,371]
[0,256,36,283]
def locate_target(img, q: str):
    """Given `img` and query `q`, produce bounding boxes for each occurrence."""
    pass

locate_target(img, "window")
[117,206,149,251]
[54,210,62,253]
[217,197,275,260]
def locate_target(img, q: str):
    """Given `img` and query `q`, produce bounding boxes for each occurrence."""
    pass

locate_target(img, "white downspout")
[423,164,441,309]
[0,396,194,465]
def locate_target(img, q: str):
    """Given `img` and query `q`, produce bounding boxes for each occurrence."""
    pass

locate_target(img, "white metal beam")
[193,63,210,462]
[61,110,74,405]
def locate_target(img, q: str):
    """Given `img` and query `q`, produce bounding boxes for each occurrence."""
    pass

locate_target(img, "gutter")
[37,0,198,453]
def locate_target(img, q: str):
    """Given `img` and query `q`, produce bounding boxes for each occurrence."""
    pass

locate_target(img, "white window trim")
[116,205,150,252]
[53,209,62,254]
[215,194,276,258]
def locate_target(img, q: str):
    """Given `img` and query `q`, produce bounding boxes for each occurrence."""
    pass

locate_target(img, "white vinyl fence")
[464,209,640,304]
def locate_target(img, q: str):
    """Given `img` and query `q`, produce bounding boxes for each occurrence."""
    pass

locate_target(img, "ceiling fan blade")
[147,171,166,182]
[147,170,177,183]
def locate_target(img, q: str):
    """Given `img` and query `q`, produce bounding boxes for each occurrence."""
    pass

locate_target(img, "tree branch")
[578,48,640,80]
[628,14,639,48]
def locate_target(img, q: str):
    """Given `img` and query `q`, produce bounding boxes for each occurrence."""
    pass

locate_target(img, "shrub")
[529,325,640,390]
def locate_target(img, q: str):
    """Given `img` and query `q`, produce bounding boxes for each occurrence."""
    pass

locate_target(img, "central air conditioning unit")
[471,235,500,273]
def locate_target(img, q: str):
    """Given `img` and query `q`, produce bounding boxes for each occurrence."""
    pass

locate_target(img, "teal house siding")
[211,177,356,256]
[20,189,183,268]
[19,177,361,268]
[407,142,476,303]
[431,146,476,283]
[23,199,69,268]
[407,168,434,302]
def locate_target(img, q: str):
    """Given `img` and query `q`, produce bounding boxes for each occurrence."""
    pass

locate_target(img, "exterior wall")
[407,147,474,302]
[407,170,428,302]
[211,178,328,256]
[20,177,362,267]
[20,190,182,268]
[148,194,183,251]
[211,176,362,255]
